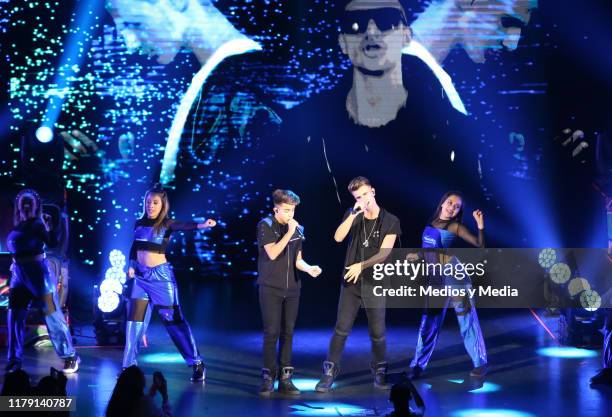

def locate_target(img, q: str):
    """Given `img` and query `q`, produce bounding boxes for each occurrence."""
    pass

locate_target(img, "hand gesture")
[128,267,135,279]
[344,263,362,283]
[42,213,53,231]
[472,209,484,229]
[198,219,217,229]
[308,265,322,278]
[406,252,420,262]
[60,130,100,161]
[153,371,168,401]
[554,128,592,166]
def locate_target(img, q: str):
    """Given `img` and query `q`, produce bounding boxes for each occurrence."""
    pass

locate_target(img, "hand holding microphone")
[351,201,365,215]
[287,218,300,235]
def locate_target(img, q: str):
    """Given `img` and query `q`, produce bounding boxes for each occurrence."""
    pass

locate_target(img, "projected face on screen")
[339,1,411,73]
[106,0,238,66]
[105,0,189,64]
[412,0,538,63]
[460,0,537,63]
[338,0,413,127]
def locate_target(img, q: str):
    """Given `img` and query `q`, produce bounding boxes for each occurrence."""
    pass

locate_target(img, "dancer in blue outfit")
[123,185,216,381]
[6,189,80,374]
[409,191,488,379]
[590,309,612,386]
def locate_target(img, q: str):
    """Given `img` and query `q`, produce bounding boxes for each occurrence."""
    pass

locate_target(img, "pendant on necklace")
[363,240,369,247]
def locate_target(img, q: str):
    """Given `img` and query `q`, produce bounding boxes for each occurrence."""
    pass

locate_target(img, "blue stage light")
[140,352,185,364]
[274,378,323,392]
[41,0,104,136]
[549,262,571,284]
[100,277,123,295]
[35,126,54,143]
[469,382,502,394]
[537,346,598,358]
[109,249,126,269]
[97,292,120,313]
[97,249,127,312]
[453,409,535,417]
[538,248,557,269]
[567,277,591,297]
[580,289,601,312]
[289,402,368,416]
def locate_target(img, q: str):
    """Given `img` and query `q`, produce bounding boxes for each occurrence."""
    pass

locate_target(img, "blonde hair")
[347,176,371,192]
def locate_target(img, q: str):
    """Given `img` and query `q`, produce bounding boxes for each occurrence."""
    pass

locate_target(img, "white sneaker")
[63,356,80,374]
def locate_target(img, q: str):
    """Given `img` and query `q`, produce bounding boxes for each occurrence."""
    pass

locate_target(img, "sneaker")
[590,368,612,386]
[408,365,423,380]
[278,366,300,396]
[259,368,275,397]
[191,362,206,382]
[372,362,392,390]
[470,364,488,378]
[315,361,338,393]
[4,359,22,373]
[63,356,80,374]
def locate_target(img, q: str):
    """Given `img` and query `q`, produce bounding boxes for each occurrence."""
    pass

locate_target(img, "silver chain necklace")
[362,215,378,247]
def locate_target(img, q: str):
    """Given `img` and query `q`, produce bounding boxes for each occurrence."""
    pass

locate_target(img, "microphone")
[296,225,305,241]
[350,204,363,215]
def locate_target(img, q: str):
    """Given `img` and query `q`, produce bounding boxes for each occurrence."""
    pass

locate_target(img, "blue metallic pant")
[123,262,201,367]
[8,260,75,363]
[411,273,487,370]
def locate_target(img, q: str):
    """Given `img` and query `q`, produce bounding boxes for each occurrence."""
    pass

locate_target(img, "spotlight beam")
[39,0,104,138]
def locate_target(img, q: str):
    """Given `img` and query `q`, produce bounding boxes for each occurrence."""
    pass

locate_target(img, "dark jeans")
[327,283,386,367]
[259,285,300,373]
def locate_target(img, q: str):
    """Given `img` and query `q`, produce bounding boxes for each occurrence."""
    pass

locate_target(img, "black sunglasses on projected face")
[340,8,408,35]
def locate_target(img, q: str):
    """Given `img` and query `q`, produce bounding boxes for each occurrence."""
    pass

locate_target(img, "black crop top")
[430,218,485,248]
[6,218,59,257]
[129,218,199,262]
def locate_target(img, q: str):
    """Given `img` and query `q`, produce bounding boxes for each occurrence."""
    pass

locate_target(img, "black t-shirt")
[343,208,401,284]
[7,218,58,257]
[256,215,303,290]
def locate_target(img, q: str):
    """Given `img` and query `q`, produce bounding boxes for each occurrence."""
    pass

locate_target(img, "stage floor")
[1,307,610,417]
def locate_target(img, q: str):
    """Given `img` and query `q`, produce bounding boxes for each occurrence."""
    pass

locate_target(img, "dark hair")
[430,191,464,223]
[106,366,146,417]
[14,188,42,226]
[140,184,170,234]
[343,0,415,24]
[1,369,31,396]
[272,189,300,206]
[348,176,372,192]
[35,367,67,396]
[390,381,413,404]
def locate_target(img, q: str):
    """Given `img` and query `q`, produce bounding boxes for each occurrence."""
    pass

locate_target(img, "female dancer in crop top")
[5,189,79,373]
[123,186,216,382]
[409,191,488,379]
